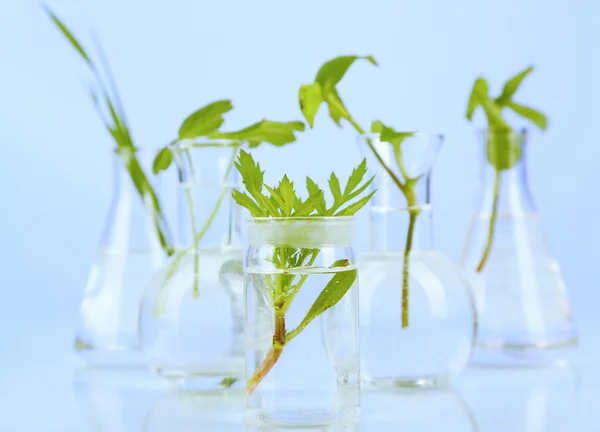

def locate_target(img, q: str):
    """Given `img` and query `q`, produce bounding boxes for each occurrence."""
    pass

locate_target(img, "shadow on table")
[359,385,478,431]
[458,361,579,432]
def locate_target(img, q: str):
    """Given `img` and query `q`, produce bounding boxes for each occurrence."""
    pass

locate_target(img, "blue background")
[1,0,599,429]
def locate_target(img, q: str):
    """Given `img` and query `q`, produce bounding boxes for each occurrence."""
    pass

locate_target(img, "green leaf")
[343,158,367,195]
[264,185,287,215]
[325,87,352,126]
[293,190,325,217]
[334,189,377,216]
[45,7,93,66]
[298,83,322,128]
[328,173,342,201]
[152,146,173,175]
[371,120,414,146]
[305,177,327,215]
[234,149,264,192]
[178,100,233,140]
[277,175,296,216]
[286,260,357,343]
[232,190,264,217]
[466,77,489,120]
[507,102,548,130]
[497,66,534,106]
[315,55,377,93]
[211,120,305,147]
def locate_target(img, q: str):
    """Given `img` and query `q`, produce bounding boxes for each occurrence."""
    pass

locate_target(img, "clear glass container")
[139,141,245,389]
[460,129,577,366]
[74,148,172,366]
[358,133,476,387]
[245,217,360,427]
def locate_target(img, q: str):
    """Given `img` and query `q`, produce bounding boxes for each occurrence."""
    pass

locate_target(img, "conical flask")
[74,148,173,366]
[460,129,577,365]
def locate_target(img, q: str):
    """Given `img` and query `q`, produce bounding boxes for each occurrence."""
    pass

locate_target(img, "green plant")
[45,7,175,256]
[466,66,548,272]
[298,55,419,328]
[233,150,376,396]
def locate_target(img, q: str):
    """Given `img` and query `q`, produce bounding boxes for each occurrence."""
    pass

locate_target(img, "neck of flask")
[103,147,171,254]
[370,173,434,252]
[479,129,536,216]
[175,142,241,250]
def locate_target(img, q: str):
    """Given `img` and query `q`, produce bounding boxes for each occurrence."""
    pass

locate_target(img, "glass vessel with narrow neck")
[460,129,577,365]
[358,133,476,387]
[245,217,360,427]
[74,148,171,366]
[139,141,245,389]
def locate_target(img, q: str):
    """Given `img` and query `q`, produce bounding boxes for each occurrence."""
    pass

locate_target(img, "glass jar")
[75,148,173,366]
[139,141,245,389]
[460,129,577,366]
[245,217,360,427]
[358,133,476,387]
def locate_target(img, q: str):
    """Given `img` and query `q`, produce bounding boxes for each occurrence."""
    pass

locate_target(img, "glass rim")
[476,126,528,136]
[359,131,444,140]
[248,216,355,223]
[171,138,246,150]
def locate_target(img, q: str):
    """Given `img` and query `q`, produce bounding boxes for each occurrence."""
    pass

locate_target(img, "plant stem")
[247,308,286,397]
[184,186,200,298]
[476,168,501,273]
[402,208,418,329]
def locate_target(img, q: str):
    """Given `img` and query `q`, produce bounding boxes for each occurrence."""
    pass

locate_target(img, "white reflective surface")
[0,323,598,431]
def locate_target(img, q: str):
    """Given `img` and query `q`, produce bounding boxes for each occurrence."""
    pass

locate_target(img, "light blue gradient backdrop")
[1,0,598,370]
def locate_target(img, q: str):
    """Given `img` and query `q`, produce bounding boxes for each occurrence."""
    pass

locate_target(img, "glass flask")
[245,217,360,427]
[460,129,577,366]
[139,141,245,389]
[358,133,476,387]
[75,148,172,366]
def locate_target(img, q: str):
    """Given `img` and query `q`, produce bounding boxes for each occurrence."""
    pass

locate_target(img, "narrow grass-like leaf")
[45,7,93,66]
[334,190,377,216]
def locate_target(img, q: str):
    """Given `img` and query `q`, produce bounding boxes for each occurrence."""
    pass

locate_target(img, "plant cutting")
[298,55,420,328]
[46,7,175,256]
[151,113,305,309]
[234,150,376,397]
[466,66,548,272]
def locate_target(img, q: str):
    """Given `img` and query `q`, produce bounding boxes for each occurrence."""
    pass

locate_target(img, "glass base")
[469,338,578,367]
[364,375,450,389]
[74,338,145,367]
[156,369,244,393]
[246,407,359,428]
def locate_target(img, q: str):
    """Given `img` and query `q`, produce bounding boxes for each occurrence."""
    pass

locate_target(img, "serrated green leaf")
[343,158,367,195]
[345,175,375,202]
[232,190,263,217]
[234,149,264,192]
[293,190,324,217]
[178,100,233,140]
[299,83,322,128]
[497,66,534,106]
[328,173,342,201]
[508,102,548,130]
[277,175,296,216]
[305,177,327,215]
[46,7,93,66]
[210,120,305,148]
[264,185,287,215]
[334,190,377,216]
[466,77,489,120]
[153,146,173,175]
